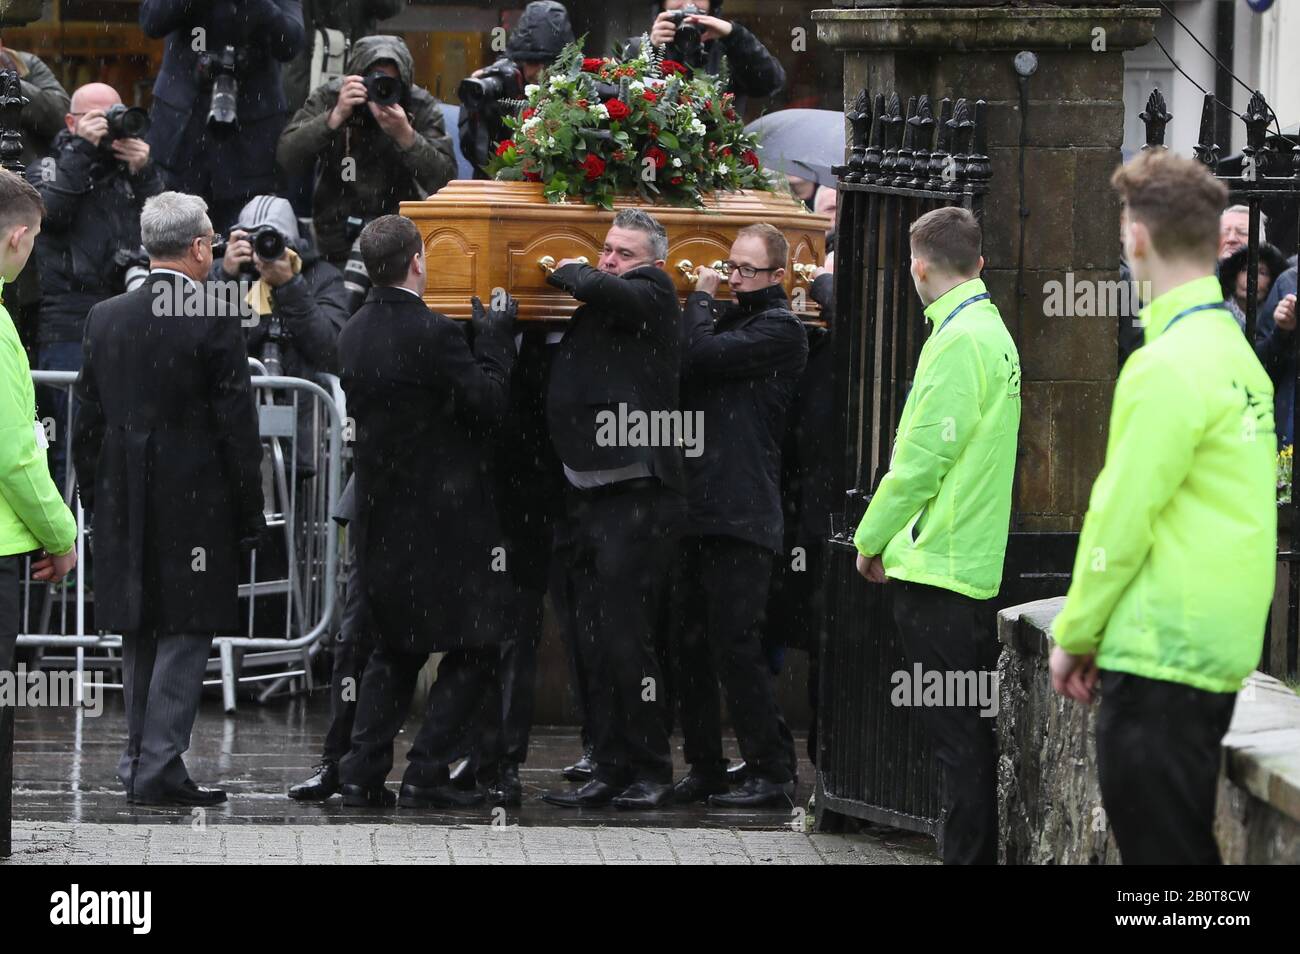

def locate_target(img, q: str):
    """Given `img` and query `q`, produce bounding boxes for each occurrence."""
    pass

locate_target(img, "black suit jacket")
[338,286,516,653]
[73,273,265,635]
[545,262,686,494]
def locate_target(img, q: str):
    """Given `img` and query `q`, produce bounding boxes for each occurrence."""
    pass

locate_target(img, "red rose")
[604,98,630,121]
[644,146,668,169]
[643,90,658,103]
[725,109,737,121]
[577,99,588,108]
[582,154,607,181]
[722,147,733,157]
[670,176,684,185]
[661,60,688,77]
[521,108,535,120]
[742,150,760,170]
[495,140,516,156]
[582,57,606,72]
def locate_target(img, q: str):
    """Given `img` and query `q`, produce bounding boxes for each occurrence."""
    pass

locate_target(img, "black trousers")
[674,535,796,783]
[470,585,546,776]
[891,580,999,865]
[338,642,500,790]
[1097,670,1237,865]
[1,555,20,858]
[321,563,376,764]
[559,481,678,786]
[766,539,826,763]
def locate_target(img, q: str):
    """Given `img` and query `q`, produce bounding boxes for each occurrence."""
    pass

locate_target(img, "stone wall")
[997,597,1300,865]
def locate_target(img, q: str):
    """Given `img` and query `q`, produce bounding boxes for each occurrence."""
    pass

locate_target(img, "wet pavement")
[6,694,939,864]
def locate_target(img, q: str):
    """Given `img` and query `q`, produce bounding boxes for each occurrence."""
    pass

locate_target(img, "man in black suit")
[336,214,517,809]
[670,224,807,808]
[73,191,266,807]
[541,209,684,810]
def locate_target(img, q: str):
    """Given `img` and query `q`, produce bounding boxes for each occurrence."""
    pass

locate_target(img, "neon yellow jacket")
[1052,276,1276,693]
[854,278,1021,599]
[0,280,76,558]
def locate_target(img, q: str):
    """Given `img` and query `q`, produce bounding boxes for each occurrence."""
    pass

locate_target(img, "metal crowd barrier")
[16,363,347,713]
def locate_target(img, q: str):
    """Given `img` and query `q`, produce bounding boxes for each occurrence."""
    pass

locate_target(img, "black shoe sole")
[707,794,795,809]
[561,768,593,782]
[287,786,339,802]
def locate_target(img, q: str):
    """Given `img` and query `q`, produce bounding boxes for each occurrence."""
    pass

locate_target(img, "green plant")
[485,38,769,210]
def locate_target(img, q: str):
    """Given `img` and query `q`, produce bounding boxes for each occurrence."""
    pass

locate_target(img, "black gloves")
[471,293,518,339]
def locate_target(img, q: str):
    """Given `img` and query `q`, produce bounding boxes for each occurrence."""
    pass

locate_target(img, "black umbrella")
[745,109,845,187]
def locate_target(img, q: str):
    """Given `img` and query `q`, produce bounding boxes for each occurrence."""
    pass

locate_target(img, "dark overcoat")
[338,286,516,653]
[72,273,266,635]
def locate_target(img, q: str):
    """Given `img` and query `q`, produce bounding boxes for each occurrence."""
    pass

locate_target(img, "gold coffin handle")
[677,260,727,283]
[793,262,818,284]
[539,255,588,275]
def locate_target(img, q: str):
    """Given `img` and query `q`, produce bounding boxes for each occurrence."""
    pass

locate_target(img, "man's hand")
[686,13,733,41]
[822,250,834,273]
[652,11,732,45]
[471,293,517,338]
[111,137,150,174]
[221,229,253,278]
[812,265,831,280]
[855,552,887,584]
[555,257,587,270]
[370,101,416,149]
[257,253,295,288]
[31,546,77,584]
[650,12,681,45]
[694,265,721,296]
[327,75,369,130]
[1049,645,1100,703]
[74,109,109,147]
[1275,293,1297,333]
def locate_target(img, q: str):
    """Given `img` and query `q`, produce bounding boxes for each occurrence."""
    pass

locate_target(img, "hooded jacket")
[1053,276,1277,694]
[277,35,456,261]
[458,1,575,179]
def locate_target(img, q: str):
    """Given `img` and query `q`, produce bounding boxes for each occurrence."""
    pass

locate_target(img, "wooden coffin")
[400,180,831,321]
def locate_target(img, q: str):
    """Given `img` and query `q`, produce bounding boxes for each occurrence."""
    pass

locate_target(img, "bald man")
[28,82,164,490]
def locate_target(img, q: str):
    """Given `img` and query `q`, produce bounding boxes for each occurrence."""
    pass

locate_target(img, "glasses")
[721,261,779,279]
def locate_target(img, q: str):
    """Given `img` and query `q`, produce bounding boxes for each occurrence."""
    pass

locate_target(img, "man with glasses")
[670,223,808,808]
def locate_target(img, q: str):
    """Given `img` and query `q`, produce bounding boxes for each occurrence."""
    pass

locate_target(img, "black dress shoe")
[398,781,485,809]
[339,783,396,807]
[133,780,227,807]
[672,771,730,804]
[708,776,795,809]
[541,777,621,808]
[288,760,340,801]
[562,748,595,782]
[727,760,749,784]
[450,759,478,791]
[489,763,522,806]
[613,780,673,810]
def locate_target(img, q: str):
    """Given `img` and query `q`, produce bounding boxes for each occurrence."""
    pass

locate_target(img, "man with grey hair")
[73,190,265,807]
[541,208,685,810]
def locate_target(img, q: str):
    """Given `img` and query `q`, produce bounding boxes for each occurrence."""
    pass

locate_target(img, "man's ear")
[652,258,666,270]
[771,266,786,285]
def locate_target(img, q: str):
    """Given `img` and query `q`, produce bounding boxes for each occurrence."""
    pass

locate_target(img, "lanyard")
[1161,301,1233,336]
[936,292,990,334]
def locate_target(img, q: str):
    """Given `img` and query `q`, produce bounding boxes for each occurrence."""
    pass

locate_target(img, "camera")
[198,45,240,128]
[213,226,289,277]
[363,70,405,107]
[104,104,150,142]
[665,3,704,62]
[457,61,523,111]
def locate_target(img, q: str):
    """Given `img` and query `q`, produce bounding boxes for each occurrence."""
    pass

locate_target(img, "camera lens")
[253,228,287,261]
[364,71,403,107]
[105,104,151,140]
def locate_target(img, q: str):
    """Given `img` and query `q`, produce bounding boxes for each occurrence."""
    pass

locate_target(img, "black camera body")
[457,61,524,112]
[214,226,289,277]
[198,45,240,129]
[104,104,150,142]
[665,3,705,62]
[363,70,405,107]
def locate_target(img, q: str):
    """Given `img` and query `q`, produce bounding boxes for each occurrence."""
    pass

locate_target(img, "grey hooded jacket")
[276,34,456,262]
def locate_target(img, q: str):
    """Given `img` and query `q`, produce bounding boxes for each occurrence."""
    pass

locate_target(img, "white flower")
[672,157,683,168]
[548,75,566,91]
[525,84,540,96]
[592,104,609,119]
[522,117,541,133]
[546,137,557,148]
[630,81,645,93]
[690,118,706,136]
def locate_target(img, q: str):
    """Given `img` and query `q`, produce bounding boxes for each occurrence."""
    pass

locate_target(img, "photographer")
[457,0,574,179]
[277,35,456,273]
[139,0,304,232]
[28,83,164,490]
[212,195,349,470]
[626,0,784,112]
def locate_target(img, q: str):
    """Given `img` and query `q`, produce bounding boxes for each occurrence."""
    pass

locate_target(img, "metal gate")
[815,90,991,835]
[1138,88,1300,679]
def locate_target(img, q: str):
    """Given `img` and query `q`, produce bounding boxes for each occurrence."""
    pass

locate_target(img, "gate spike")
[863,93,886,184]
[1139,88,1170,151]
[1192,93,1219,172]
[909,95,934,189]
[879,92,903,183]
[927,97,954,190]
[0,70,29,174]
[947,98,974,191]
[1242,90,1274,179]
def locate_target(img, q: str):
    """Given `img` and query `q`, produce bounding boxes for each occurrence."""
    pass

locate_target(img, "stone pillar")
[815,2,1159,532]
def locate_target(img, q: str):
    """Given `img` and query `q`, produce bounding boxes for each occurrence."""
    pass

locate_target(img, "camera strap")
[311,28,350,93]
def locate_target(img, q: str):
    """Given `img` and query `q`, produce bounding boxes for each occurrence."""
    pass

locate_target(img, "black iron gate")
[814,91,990,835]
[1138,88,1300,680]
